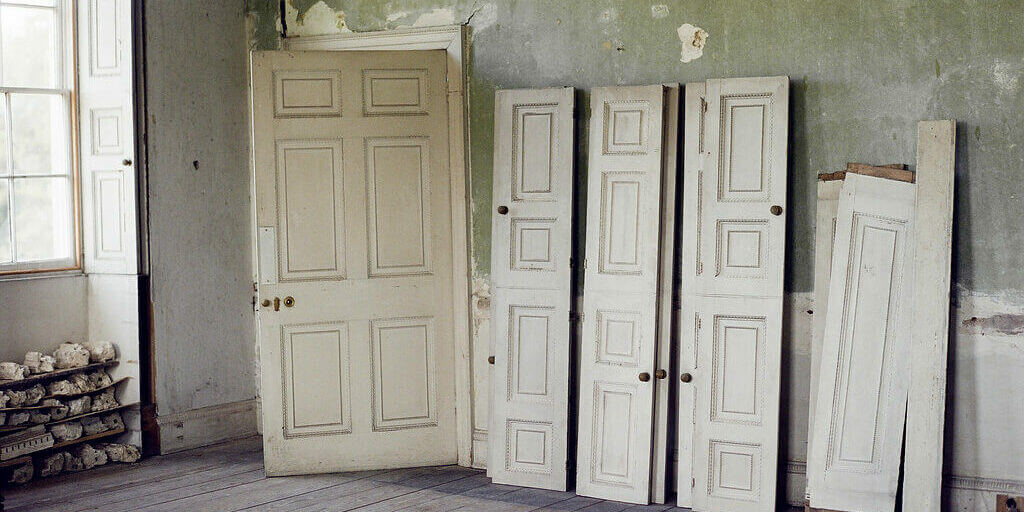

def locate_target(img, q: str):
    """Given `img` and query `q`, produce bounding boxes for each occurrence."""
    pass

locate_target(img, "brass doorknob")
[261,299,271,307]
[770,205,783,216]
[497,205,509,215]
[680,372,693,383]
[283,296,295,307]
[487,356,495,364]
[655,369,667,380]
[638,372,651,382]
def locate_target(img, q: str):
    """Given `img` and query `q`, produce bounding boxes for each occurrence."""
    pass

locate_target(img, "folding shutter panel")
[650,84,679,505]
[79,0,138,274]
[807,173,916,512]
[683,76,788,512]
[903,120,956,511]
[576,85,667,504]
[806,176,842,496]
[488,87,574,490]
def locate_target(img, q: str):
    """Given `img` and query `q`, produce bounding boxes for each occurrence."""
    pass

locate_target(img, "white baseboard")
[156,398,259,454]
[471,429,487,469]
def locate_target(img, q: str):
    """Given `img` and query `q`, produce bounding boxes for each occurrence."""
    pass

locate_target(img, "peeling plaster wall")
[145,1,257,448]
[245,0,1024,504]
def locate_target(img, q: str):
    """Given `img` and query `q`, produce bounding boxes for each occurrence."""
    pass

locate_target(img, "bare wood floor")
[6,436,697,512]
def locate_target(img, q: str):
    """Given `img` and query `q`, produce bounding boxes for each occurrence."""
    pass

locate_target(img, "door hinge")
[692,477,696,488]
[582,258,588,271]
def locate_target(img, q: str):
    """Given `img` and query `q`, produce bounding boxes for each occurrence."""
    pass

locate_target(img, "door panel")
[489,88,574,490]
[577,85,673,505]
[680,76,788,512]
[808,173,915,512]
[253,50,455,475]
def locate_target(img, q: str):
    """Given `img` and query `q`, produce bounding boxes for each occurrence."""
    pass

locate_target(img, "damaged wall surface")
[242,0,1024,506]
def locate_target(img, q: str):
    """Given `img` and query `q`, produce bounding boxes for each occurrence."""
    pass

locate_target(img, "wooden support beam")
[845,162,915,182]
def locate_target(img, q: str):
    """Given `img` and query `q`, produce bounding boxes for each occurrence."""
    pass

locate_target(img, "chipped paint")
[677,23,708,63]
[993,60,1020,93]
[412,7,456,27]
[651,4,669,19]
[283,0,350,37]
[471,277,491,337]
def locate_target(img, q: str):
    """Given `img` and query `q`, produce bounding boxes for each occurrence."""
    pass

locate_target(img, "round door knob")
[497,205,509,215]
[770,205,783,216]
[680,372,693,383]
[261,299,271,307]
[487,356,495,365]
[654,369,667,380]
[283,296,295,307]
[638,372,651,382]
[122,158,133,166]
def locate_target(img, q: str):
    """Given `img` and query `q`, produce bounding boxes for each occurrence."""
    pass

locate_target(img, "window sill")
[0,268,85,283]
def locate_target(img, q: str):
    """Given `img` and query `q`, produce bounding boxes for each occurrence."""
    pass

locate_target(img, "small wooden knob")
[655,369,667,380]
[487,356,495,364]
[261,299,271,307]
[497,205,509,215]
[638,372,651,382]
[680,372,693,383]
[770,205,783,216]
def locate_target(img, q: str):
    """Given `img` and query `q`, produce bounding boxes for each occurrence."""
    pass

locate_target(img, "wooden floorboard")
[4,436,718,512]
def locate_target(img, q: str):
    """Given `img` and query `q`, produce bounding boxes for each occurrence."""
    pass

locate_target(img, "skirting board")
[155,398,258,454]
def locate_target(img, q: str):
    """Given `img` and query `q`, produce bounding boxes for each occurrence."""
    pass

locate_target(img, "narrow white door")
[488,87,574,490]
[680,76,789,512]
[576,85,670,504]
[252,50,457,474]
[806,176,842,490]
[807,172,916,512]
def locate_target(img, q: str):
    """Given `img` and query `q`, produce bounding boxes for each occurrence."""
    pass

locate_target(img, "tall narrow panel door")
[679,77,789,512]
[577,85,672,504]
[488,87,574,490]
[807,172,916,512]
[252,50,456,474]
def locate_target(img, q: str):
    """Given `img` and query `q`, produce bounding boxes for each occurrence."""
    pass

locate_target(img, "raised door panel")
[274,70,343,118]
[275,139,346,281]
[370,317,437,431]
[489,88,573,490]
[808,173,915,512]
[365,137,432,277]
[281,322,352,438]
[362,68,429,116]
[577,85,666,505]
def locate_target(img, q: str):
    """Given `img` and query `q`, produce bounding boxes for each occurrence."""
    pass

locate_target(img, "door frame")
[283,25,474,466]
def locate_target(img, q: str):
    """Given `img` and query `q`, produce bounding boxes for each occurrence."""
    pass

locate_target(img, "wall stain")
[962,313,1024,335]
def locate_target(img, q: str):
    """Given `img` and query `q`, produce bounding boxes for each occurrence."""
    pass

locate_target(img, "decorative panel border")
[511,103,559,202]
[510,217,557,272]
[714,219,770,279]
[598,170,645,275]
[590,381,637,487]
[708,439,761,501]
[507,305,554,402]
[710,315,766,426]
[273,70,343,118]
[717,93,773,203]
[91,170,124,260]
[505,419,554,474]
[90,107,123,155]
[89,0,120,76]
[280,322,353,439]
[365,136,433,277]
[595,309,642,367]
[601,100,650,155]
[361,68,429,116]
[370,316,438,432]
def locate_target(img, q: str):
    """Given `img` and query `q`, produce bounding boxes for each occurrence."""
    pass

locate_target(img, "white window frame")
[0,0,80,275]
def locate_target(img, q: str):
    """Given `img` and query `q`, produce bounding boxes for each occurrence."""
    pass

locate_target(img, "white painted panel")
[808,172,916,512]
[578,85,669,505]
[371,317,437,431]
[682,76,788,512]
[362,68,429,115]
[366,137,431,276]
[275,139,346,281]
[903,120,956,512]
[489,87,573,490]
[80,0,136,274]
[282,323,352,437]
[274,70,343,117]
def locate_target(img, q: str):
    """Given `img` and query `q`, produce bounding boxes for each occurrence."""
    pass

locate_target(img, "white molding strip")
[280,25,474,467]
[156,398,258,454]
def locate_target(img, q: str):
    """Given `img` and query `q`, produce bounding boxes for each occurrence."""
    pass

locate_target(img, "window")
[0,0,75,274]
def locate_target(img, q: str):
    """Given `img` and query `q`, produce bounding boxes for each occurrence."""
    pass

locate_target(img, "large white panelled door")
[808,173,916,512]
[252,50,457,474]
[679,77,789,512]
[488,87,574,490]
[576,85,676,505]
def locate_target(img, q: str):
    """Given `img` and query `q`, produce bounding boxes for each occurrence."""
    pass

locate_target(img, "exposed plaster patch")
[284,0,350,37]
[993,60,1020,93]
[962,314,1024,336]
[651,4,669,19]
[467,3,498,32]
[677,23,708,63]
[471,278,491,338]
[412,7,456,27]
[385,10,409,24]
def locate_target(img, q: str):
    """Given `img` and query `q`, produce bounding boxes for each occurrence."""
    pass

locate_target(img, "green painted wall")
[246,0,1024,294]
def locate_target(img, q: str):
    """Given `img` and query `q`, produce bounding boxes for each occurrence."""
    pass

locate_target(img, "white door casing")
[488,87,574,490]
[807,172,916,512]
[576,85,672,504]
[902,120,956,512]
[806,176,842,493]
[252,50,457,474]
[680,76,789,512]
[79,0,137,274]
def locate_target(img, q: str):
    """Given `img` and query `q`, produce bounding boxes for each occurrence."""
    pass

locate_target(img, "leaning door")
[251,50,456,474]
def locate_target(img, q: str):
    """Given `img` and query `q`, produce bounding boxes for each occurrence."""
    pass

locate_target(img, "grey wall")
[0,275,87,362]
[143,1,256,421]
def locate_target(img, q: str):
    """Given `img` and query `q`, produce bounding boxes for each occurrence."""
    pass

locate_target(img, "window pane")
[0,179,10,263]
[10,93,66,174]
[0,95,8,175]
[13,176,70,261]
[1,5,57,88]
